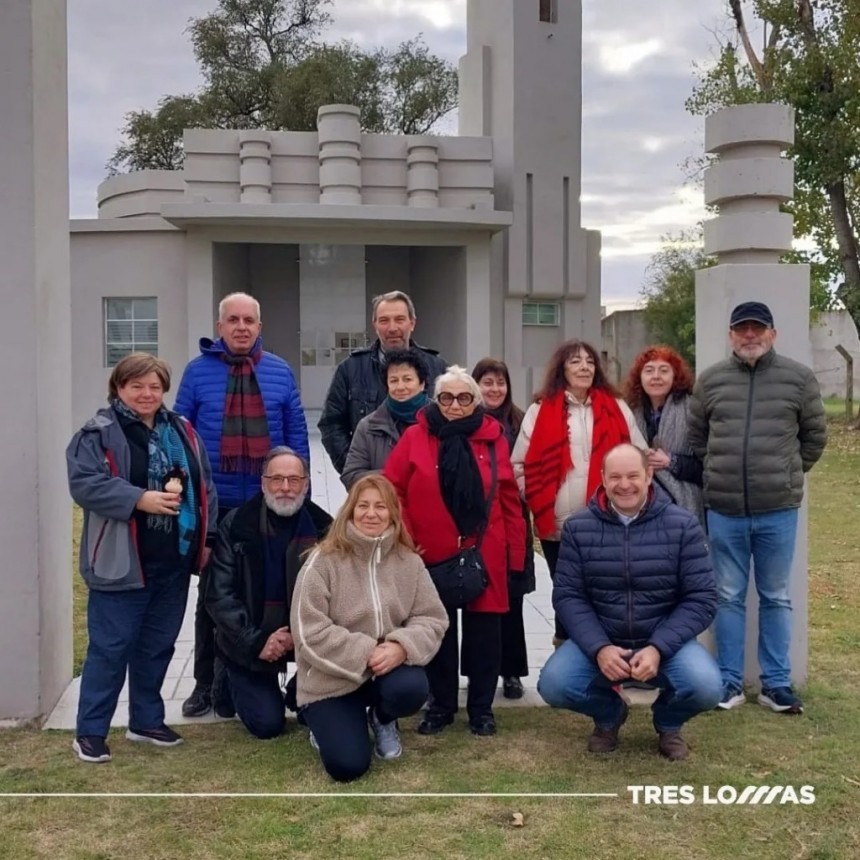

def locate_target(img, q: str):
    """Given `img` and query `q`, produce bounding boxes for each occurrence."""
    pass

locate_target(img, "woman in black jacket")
[472,358,536,700]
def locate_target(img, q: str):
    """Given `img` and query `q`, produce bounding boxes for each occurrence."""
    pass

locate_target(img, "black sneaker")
[716,684,746,710]
[417,710,454,735]
[502,677,524,700]
[758,687,803,714]
[469,714,497,736]
[181,683,211,718]
[126,725,184,746]
[73,736,112,763]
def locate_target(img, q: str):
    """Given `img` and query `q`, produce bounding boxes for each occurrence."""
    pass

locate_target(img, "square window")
[103,297,158,367]
[523,301,560,327]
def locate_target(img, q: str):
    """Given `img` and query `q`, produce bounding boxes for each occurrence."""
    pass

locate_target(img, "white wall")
[811,310,860,398]
[70,230,188,426]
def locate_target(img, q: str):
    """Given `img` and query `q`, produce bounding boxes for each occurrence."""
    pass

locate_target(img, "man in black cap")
[688,301,827,715]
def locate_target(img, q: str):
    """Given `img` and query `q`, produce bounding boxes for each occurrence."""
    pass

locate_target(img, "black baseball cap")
[730,301,774,328]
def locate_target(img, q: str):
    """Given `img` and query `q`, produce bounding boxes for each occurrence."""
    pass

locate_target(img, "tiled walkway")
[45,412,553,730]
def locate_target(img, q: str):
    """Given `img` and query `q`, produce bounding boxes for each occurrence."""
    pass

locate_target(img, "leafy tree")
[640,230,714,368]
[108,0,458,174]
[686,0,860,358]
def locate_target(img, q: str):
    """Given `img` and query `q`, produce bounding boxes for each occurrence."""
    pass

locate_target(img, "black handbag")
[427,446,497,609]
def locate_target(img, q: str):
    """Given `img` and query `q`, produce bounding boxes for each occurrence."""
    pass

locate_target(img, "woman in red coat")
[384,365,526,737]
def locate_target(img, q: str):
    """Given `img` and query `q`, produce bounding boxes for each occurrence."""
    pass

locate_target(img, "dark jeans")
[302,665,428,783]
[427,609,501,720]
[540,539,567,642]
[192,505,234,688]
[77,562,190,737]
[224,664,286,739]
[500,591,528,678]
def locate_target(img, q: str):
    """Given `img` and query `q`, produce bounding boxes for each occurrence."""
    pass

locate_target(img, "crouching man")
[538,444,722,760]
[205,447,332,738]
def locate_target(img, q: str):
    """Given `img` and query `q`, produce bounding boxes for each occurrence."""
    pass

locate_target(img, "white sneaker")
[370,709,402,760]
[716,685,746,710]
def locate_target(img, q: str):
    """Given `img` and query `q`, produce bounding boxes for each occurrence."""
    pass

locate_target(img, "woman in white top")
[511,340,646,643]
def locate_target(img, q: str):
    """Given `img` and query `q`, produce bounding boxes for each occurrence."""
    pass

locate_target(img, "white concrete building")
[70,0,601,425]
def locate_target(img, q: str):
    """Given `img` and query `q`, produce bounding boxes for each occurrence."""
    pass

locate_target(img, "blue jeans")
[77,563,190,737]
[707,508,798,689]
[225,664,286,740]
[538,639,722,732]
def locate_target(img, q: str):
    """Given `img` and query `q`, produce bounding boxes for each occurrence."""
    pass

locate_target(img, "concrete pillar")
[185,232,215,358]
[0,0,73,720]
[406,137,439,208]
[317,105,362,205]
[238,130,272,203]
[696,103,810,686]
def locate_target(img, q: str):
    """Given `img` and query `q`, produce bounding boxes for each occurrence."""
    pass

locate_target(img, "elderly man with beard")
[205,447,331,739]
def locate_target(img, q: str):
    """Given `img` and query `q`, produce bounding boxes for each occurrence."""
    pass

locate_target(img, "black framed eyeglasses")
[262,475,307,489]
[437,392,475,407]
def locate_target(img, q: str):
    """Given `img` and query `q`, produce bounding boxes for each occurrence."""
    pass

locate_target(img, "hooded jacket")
[318,339,447,474]
[173,336,309,509]
[66,407,217,591]
[688,349,827,516]
[291,523,449,707]
[554,485,716,661]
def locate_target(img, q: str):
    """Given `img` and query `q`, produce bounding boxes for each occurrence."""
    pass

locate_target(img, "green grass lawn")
[4,421,860,859]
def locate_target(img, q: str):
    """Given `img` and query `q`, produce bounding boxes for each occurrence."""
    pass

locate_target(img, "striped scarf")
[113,400,197,558]
[524,388,631,539]
[219,342,271,475]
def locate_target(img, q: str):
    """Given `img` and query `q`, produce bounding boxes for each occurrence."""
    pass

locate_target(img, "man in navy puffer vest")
[174,292,309,717]
[538,444,721,760]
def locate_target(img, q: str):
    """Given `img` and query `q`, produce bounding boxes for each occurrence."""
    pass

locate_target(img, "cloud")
[67,0,728,301]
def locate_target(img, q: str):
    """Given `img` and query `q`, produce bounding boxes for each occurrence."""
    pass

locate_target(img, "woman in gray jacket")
[66,353,217,764]
[340,348,428,489]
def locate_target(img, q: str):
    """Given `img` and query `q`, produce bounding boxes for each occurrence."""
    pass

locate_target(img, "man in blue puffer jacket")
[174,292,309,717]
[538,444,722,761]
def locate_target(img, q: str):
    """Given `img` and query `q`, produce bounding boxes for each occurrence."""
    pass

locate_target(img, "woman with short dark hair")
[67,353,217,763]
[341,347,428,489]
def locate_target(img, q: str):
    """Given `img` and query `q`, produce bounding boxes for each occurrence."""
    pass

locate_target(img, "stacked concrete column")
[239,130,273,203]
[0,0,73,720]
[406,137,440,208]
[317,105,362,204]
[696,103,810,685]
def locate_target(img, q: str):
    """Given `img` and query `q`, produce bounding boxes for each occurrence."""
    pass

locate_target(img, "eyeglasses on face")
[437,392,475,407]
[262,475,307,489]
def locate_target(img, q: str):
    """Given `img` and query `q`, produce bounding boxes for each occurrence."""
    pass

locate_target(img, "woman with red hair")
[623,345,703,521]
[511,340,645,644]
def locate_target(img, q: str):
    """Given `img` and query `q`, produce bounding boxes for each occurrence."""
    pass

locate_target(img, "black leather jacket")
[318,340,447,473]
[205,494,332,672]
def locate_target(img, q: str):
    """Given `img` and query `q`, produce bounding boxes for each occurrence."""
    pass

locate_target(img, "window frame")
[103,296,159,367]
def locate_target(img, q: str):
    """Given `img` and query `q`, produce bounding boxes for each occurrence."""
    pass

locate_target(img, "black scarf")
[424,402,487,537]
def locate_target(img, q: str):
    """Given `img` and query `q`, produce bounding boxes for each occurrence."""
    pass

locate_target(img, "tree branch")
[729,0,768,90]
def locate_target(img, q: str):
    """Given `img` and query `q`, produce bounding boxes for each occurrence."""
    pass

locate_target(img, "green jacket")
[688,349,827,516]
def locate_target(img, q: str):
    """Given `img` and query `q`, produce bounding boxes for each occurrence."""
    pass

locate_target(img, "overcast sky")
[67,0,738,306]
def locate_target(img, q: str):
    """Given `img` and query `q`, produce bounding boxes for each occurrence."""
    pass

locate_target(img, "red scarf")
[524,388,631,538]
[219,344,271,475]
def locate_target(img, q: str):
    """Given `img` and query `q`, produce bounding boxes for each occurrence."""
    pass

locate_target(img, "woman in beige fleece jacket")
[291,473,448,782]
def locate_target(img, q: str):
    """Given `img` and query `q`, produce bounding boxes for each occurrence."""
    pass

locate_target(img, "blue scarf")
[113,399,197,559]
[386,390,428,425]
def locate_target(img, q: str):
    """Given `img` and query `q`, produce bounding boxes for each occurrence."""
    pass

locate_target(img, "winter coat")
[205,494,332,673]
[291,523,449,707]
[67,407,217,592]
[511,393,646,538]
[341,401,401,490]
[173,337,309,509]
[554,485,716,660]
[688,349,827,516]
[383,410,527,613]
[318,339,447,473]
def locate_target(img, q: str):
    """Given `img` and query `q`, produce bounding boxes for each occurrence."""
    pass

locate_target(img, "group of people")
[67,290,826,778]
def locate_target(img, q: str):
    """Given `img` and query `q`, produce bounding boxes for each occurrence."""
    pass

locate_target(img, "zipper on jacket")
[368,537,385,640]
[623,525,634,642]
[742,367,757,517]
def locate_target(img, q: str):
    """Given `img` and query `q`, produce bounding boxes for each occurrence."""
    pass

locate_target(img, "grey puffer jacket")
[688,349,827,516]
[341,401,402,489]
